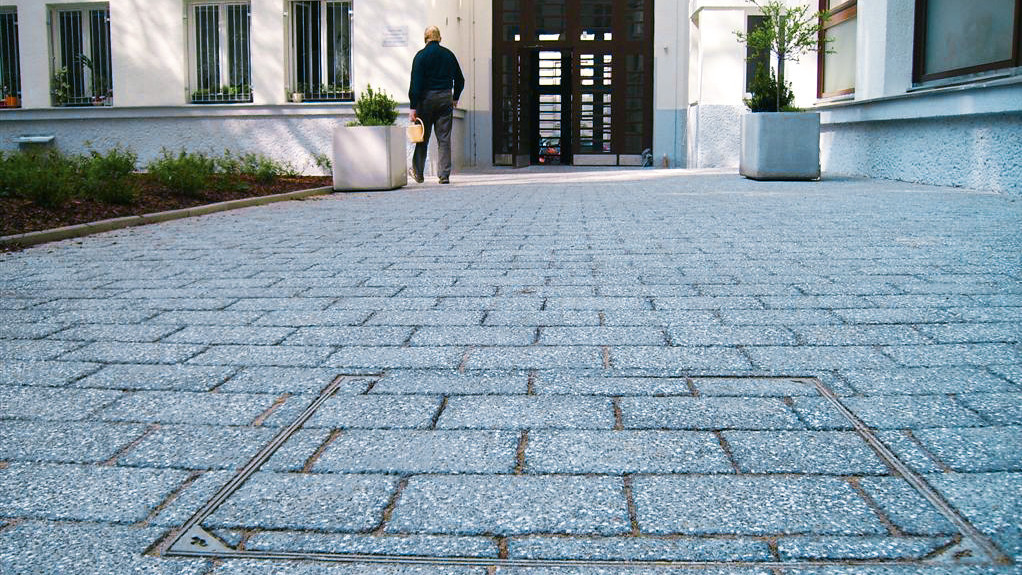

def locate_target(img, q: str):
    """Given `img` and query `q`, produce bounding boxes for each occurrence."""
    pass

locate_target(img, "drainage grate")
[159,374,1012,568]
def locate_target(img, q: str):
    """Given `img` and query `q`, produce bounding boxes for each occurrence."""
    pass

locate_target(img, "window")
[189,2,252,104]
[1,8,20,108]
[914,0,1021,83]
[745,15,769,93]
[290,1,353,102]
[818,0,855,97]
[50,4,112,106]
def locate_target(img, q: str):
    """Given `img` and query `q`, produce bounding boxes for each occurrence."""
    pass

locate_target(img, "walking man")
[408,25,465,184]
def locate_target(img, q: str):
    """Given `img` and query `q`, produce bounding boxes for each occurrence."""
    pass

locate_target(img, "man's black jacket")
[409,41,465,111]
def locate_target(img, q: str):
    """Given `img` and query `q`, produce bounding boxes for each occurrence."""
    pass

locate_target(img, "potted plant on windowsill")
[735,0,830,180]
[331,84,407,191]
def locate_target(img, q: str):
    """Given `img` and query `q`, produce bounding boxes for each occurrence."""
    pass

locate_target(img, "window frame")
[287,0,354,103]
[817,0,856,98]
[186,1,253,104]
[913,0,1022,84]
[1,7,21,108]
[49,3,112,107]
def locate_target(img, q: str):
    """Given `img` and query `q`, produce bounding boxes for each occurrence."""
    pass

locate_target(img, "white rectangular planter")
[740,112,821,181]
[332,125,408,191]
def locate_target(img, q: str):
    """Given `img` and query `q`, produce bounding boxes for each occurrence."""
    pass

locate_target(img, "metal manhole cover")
[157,374,1012,568]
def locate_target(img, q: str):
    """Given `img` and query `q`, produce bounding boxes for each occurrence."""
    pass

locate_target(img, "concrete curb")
[0,186,334,249]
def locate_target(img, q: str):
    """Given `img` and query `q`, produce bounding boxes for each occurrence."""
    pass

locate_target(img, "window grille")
[290,1,353,102]
[1,9,20,108]
[190,2,252,104]
[51,5,112,107]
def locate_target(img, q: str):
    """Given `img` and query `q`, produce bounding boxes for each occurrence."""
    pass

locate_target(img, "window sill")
[815,75,1022,125]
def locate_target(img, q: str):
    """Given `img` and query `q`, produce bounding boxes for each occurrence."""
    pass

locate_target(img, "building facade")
[1,0,1020,192]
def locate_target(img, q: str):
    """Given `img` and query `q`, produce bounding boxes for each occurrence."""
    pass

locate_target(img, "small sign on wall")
[382,26,409,47]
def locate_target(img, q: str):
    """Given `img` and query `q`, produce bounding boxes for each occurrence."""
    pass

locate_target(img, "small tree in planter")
[332,85,407,191]
[735,0,831,180]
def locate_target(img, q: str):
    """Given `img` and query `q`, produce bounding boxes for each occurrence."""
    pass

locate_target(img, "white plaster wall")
[351,0,423,101]
[251,0,288,105]
[822,113,1022,194]
[10,2,54,109]
[653,0,689,167]
[111,0,185,107]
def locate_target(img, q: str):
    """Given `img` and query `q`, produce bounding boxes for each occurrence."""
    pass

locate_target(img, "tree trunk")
[776,52,785,112]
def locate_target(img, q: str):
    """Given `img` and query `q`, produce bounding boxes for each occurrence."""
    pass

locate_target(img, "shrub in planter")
[333,85,405,190]
[350,85,399,126]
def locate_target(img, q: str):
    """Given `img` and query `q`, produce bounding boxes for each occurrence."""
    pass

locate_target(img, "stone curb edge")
[0,186,334,249]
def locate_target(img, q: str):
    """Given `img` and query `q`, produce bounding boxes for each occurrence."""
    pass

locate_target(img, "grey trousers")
[412,90,454,179]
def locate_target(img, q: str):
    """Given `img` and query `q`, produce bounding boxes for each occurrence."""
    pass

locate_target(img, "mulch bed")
[0,175,332,240]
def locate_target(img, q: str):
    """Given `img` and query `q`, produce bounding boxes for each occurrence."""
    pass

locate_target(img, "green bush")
[81,146,139,204]
[0,150,78,207]
[350,84,398,126]
[146,149,216,197]
[744,66,795,112]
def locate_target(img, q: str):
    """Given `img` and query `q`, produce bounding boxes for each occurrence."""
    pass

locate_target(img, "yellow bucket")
[406,119,425,143]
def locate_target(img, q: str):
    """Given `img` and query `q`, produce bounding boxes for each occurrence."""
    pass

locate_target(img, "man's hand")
[409,110,418,122]
[453,100,458,109]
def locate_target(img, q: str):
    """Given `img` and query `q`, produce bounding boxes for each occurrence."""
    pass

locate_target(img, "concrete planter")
[740,112,821,181]
[332,125,408,191]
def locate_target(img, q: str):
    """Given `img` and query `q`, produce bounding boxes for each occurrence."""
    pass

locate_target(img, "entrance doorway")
[492,0,653,167]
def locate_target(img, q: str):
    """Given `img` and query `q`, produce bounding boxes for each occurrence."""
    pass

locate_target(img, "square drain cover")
[159,374,1011,568]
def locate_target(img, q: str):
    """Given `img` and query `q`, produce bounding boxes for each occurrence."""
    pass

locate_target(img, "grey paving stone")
[916,322,1022,344]
[73,363,235,391]
[988,364,1022,386]
[632,475,888,535]
[438,396,615,429]
[667,324,797,346]
[0,521,210,575]
[98,390,287,425]
[0,360,101,386]
[882,344,1021,367]
[464,346,603,369]
[545,297,650,310]
[856,476,957,536]
[0,339,84,361]
[330,297,441,311]
[436,297,541,311]
[284,326,414,346]
[367,311,485,326]
[225,297,334,311]
[875,430,945,473]
[48,323,184,342]
[605,310,721,327]
[838,367,1017,395]
[245,531,498,557]
[610,346,752,371]
[0,385,124,421]
[219,367,365,394]
[832,308,960,325]
[411,326,535,346]
[955,393,1022,425]
[187,344,335,367]
[48,308,163,324]
[655,296,764,310]
[527,430,733,473]
[690,376,822,397]
[163,326,296,345]
[0,420,148,463]
[722,430,890,474]
[295,395,442,429]
[387,475,630,535]
[910,427,1022,472]
[794,325,929,345]
[370,370,528,395]
[760,295,873,309]
[744,345,897,372]
[929,472,1022,562]
[117,424,281,469]
[149,310,265,325]
[60,341,206,364]
[539,326,666,346]
[313,429,518,473]
[324,346,464,369]
[533,372,692,395]
[0,462,190,522]
[620,397,805,430]
[206,471,398,532]
[498,568,777,575]
[509,535,772,561]
[718,309,843,326]
[775,535,955,561]
[791,395,987,430]
[482,311,601,326]
[0,323,68,340]
[781,566,1020,575]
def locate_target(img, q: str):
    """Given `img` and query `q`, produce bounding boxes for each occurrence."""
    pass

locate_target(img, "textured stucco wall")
[0,113,467,176]
[821,113,1022,194]
[687,104,743,168]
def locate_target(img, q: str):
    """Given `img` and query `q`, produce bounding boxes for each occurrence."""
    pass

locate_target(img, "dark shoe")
[408,168,424,184]
[438,176,450,184]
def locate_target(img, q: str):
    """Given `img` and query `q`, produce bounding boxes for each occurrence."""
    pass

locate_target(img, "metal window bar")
[53,7,111,107]
[89,8,112,105]
[193,5,221,102]
[1,10,21,107]
[192,3,251,104]
[226,4,252,101]
[291,1,351,102]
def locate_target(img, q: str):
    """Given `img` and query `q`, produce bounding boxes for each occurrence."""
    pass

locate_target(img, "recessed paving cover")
[159,374,1012,568]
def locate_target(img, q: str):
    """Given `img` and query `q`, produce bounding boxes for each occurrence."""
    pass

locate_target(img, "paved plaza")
[1,168,1020,574]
